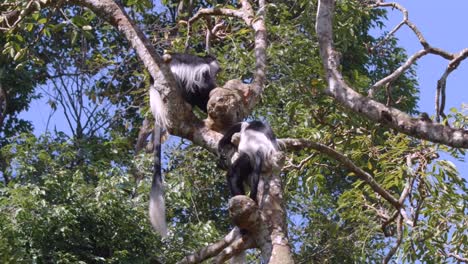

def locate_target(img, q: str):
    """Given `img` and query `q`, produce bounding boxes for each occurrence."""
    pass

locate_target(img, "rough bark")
[316,0,468,148]
[59,0,294,262]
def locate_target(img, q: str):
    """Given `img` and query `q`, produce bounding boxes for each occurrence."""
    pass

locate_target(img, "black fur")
[170,53,220,112]
[218,121,278,201]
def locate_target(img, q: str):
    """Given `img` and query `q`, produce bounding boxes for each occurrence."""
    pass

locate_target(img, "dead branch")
[436,48,468,122]
[315,0,468,148]
[370,2,468,125]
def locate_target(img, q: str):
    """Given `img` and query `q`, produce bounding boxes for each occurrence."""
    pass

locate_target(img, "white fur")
[149,86,168,238]
[147,56,219,238]
[149,86,169,128]
[238,122,279,169]
[170,63,213,92]
[149,182,168,237]
[209,60,221,78]
[150,56,219,129]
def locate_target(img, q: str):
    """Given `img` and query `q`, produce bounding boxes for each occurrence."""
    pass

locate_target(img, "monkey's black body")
[219,121,278,201]
[181,83,212,112]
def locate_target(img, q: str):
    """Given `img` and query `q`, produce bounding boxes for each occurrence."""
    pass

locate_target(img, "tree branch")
[315,0,468,148]
[177,229,238,264]
[66,0,222,152]
[436,48,468,122]
[383,215,403,264]
[188,0,267,117]
[279,138,400,207]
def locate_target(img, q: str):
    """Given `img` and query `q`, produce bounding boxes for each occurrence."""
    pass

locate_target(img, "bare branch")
[370,1,468,124]
[188,8,245,23]
[445,252,468,263]
[315,0,468,148]
[283,153,318,171]
[383,215,403,264]
[436,48,468,121]
[363,203,390,220]
[177,229,244,264]
[369,49,429,96]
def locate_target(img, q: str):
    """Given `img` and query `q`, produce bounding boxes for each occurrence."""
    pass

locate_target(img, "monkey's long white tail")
[149,86,169,129]
[149,177,168,237]
[149,118,168,238]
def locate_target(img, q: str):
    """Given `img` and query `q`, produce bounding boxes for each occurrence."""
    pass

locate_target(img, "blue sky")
[379,1,467,175]
[382,1,468,114]
[20,1,467,174]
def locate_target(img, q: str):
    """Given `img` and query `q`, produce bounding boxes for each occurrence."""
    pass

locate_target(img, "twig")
[383,215,403,264]
[436,48,468,122]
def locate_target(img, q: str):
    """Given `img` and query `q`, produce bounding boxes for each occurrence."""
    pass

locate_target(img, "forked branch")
[370,1,468,123]
[315,0,468,148]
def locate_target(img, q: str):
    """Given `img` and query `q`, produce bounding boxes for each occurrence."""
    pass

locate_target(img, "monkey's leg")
[249,152,263,201]
[227,154,251,196]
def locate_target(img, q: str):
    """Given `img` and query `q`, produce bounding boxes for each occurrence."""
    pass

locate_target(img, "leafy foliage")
[0,0,466,263]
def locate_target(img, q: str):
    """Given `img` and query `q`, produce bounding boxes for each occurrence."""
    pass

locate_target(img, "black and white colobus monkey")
[218,121,279,201]
[149,53,220,237]
[149,53,221,127]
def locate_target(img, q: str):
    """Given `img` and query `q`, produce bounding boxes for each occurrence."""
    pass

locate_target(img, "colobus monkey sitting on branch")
[218,121,280,201]
[149,53,220,237]
[149,53,221,128]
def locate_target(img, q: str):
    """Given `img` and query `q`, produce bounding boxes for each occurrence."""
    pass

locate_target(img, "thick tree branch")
[214,236,255,264]
[256,158,294,264]
[316,0,468,148]
[188,0,267,117]
[370,1,468,125]
[178,228,253,264]
[66,0,222,152]
[177,229,250,264]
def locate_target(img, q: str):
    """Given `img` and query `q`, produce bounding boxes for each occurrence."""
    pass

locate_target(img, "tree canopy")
[0,0,466,263]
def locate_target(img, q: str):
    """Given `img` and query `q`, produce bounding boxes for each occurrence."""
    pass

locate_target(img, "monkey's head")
[204,55,221,79]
